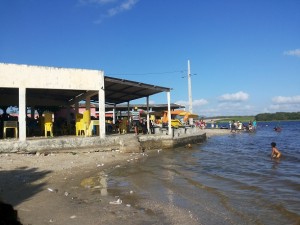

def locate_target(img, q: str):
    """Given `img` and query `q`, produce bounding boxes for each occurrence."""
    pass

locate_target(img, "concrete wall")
[0,63,102,90]
[138,133,207,150]
[0,133,207,153]
[0,136,121,153]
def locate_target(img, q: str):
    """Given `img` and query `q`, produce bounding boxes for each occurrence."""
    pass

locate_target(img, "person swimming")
[274,126,281,132]
[271,142,281,159]
[185,143,192,149]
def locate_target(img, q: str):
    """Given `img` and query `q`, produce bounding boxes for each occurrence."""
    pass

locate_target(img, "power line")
[106,69,186,76]
[181,73,197,78]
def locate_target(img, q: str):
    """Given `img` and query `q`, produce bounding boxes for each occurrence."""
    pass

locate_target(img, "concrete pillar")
[86,96,91,111]
[99,72,106,138]
[146,96,150,133]
[113,104,116,124]
[127,102,130,116]
[75,102,79,114]
[19,87,26,141]
[31,106,35,119]
[66,105,71,125]
[167,91,172,136]
[127,102,130,132]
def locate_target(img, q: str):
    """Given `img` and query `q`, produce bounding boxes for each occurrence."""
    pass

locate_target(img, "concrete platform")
[0,130,208,154]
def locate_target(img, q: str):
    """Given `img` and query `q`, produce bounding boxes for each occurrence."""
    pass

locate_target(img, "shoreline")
[0,129,231,225]
[1,150,150,225]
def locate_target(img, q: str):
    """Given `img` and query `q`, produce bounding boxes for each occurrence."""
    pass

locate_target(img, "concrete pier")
[0,130,209,154]
[138,132,206,150]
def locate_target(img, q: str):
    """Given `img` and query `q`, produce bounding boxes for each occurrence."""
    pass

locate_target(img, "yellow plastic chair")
[82,110,91,137]
[119,117,128,134]
[75,113,84,136]
[44,112,53,137]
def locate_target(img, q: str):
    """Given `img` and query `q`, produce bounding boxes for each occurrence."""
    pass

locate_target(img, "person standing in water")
[271,142,281,159]
[252,119,257,129]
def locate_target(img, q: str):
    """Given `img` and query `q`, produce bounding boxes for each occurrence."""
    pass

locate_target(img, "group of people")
[132,107,155,135]
[117,107,154,135]
[195,119,206,129]
[230,120,257,132]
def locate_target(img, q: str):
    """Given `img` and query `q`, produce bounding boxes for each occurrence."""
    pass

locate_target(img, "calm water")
[104,121,300,224]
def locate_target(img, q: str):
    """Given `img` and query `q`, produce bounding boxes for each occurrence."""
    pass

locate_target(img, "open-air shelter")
[0,63,172,141]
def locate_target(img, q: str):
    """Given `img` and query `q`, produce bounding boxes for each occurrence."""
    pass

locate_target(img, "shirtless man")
[271,142,281,159]
[131,106,140,135]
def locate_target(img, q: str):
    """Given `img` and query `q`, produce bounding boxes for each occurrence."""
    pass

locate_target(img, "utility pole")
[188,60,193,113]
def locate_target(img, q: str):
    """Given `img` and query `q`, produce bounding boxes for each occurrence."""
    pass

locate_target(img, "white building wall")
[0,63,102,90]
[0,63,105,140]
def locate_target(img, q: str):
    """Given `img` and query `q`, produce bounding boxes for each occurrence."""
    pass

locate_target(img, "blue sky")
[0,0,299,116]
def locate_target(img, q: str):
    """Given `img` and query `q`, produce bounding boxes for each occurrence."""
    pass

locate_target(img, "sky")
[0,0,299,117]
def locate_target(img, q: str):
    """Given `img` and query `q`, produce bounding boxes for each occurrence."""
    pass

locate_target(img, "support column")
[19,87,26,141]
[167,91,172,136]
[146,96,150,134]
[31,106,35,119]
[66,105,71,125]
[75,102,79,114]
[127,102,130,116]
[113,104,116,124]
[99,73,106,138]
[127,102,130,132]
[86,97,91,111]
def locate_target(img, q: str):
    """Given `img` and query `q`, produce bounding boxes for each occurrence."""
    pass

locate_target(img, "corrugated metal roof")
[0,76,171,107]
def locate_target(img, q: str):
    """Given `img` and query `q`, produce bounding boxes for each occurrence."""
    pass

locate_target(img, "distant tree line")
[255,112,300,121]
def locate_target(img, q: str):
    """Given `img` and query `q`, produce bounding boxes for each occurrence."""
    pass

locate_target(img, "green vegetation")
[255,112,300,121]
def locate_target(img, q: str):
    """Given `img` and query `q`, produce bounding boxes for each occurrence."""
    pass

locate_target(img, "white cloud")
[193,99,209,106]
[175,97,259,116]
[272,95,300,104]
[263,95,300,113]
[218,91,249,102]
[78,0,139,23]
[176,95,299,117]
[268,104,300,112]
[107,0,139,17]
[284,49,300,57]
[216,102,255,115]
[78,0,116,5]
[196,108,219,117]
[175,98,208,108]
[192,102,257,117]
[175,99,210,117]
[149,100,155,104]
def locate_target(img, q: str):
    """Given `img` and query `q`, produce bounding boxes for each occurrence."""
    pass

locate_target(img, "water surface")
[97,121,300,224]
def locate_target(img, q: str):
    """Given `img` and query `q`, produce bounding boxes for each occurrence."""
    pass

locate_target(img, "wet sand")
[0,129,230,225]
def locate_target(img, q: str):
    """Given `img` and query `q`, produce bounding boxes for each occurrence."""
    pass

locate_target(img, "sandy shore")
[1,150,149,225]
[0,129,231,225]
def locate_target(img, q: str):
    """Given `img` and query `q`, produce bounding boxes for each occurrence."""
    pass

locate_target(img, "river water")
[91,121,300,225]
